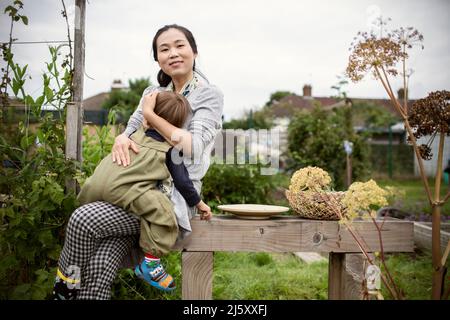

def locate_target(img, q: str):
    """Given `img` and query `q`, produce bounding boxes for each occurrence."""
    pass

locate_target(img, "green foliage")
[223,108,273,130]
[0,3,78,299]
[101,77,151,122]
[382,251,433,299]
[370,144,414,178]
[264,90,294,107]
[0,76,78,300]
[201,163,278,211]
[287,106,370,189]
[331,75,349,100]
[352,101,399,129]
[80,109,120,179]
[378,178,450,216]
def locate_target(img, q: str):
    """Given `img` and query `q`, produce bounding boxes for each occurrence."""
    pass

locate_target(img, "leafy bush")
[0,41,78,298]
[287,106,370,190]
[201,162,279,211]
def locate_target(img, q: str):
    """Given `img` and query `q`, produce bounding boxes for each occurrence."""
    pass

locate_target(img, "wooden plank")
[414,222,450,253]
[179,216,414,253]
[182,251,213,300]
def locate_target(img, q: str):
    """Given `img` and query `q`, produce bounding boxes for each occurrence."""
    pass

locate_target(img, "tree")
[223,108,273,130]
[264,90,294,107]
[352,101,399,129]
[287,105,370,190]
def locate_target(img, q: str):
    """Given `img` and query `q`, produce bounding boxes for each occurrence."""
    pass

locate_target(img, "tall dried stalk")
[346,20,450,299]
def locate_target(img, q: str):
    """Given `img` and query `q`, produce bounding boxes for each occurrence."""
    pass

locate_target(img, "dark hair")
[154,91,190,128]
[152,24,198,87]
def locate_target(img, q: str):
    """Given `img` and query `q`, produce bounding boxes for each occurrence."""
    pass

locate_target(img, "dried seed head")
[346,34,403,82]
[346,23,424,83]
[409,90,450,139]
[418,144,433,161]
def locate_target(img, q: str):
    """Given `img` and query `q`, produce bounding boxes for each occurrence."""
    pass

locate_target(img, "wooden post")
[328,253,367,300]
[182,251,213,300]
[66,0,86,191]
[342,254,365,300]
[346,154,352,188]
[328,252,344,299]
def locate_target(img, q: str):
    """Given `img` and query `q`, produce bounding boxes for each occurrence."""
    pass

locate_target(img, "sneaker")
[134,260,176,292]
[52,269,79,300]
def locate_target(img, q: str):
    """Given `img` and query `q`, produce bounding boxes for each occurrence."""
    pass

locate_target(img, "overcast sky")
[1,0,449,120]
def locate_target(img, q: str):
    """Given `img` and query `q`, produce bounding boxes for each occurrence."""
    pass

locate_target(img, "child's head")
[154,91,190,128]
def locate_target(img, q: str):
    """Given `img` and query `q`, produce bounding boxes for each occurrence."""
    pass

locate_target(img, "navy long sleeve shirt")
[145,129,201,207]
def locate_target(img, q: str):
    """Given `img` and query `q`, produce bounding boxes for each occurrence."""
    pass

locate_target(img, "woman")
[53,24,224,300]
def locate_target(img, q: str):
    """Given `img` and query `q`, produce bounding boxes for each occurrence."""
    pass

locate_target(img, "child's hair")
[154,91,191,128]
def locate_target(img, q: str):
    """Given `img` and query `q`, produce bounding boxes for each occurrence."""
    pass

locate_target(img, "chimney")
[397,88,408,100]
[303,84,312,98]
[111,79,126,91]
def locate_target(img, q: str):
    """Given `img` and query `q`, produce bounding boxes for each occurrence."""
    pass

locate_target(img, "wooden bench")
[175,215,414,300]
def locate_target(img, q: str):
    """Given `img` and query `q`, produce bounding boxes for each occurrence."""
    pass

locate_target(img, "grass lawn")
[112,239,436,300]
[212,250,434,300]
[213,252,328,300]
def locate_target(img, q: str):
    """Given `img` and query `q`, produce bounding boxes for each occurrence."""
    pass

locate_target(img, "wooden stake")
[66,0,85,191]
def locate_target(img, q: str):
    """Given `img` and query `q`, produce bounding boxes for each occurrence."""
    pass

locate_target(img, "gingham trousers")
[58,201,141,300]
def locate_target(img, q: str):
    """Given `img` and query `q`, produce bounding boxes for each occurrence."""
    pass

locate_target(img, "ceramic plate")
[217,204,290,219]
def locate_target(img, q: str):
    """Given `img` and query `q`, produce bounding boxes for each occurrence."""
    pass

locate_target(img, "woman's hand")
[196,200,212,221]
[111,133,140,167]
[142,92,158,123]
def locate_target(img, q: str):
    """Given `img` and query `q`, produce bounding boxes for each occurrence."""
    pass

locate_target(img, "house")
[268,84,439,176]
[82,79,127,125]
[270,84,410,148]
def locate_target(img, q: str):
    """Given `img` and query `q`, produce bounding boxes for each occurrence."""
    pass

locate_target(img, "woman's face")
[156,28,197,80]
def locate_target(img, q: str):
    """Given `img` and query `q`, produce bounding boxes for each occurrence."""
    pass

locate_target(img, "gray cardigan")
[123,71,224,233]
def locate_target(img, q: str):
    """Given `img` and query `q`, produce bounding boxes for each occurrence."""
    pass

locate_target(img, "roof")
[82,92,110,111]
[271,94,414,118]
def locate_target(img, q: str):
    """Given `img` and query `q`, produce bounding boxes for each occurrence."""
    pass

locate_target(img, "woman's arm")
[142,86,224,159]
[142,93,193,155]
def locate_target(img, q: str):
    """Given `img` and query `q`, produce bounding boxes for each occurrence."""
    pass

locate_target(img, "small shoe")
[134,260,176,292]
[52,269,79,300]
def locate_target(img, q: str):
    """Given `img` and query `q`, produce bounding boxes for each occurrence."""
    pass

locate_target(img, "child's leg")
[129,190,179,291]
[129,190,179,257]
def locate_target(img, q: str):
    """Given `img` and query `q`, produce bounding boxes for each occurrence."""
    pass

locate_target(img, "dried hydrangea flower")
[288,166,332,193]
[342,179,388,220]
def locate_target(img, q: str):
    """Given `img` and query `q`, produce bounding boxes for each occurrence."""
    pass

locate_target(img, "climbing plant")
[0,1,78,299]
